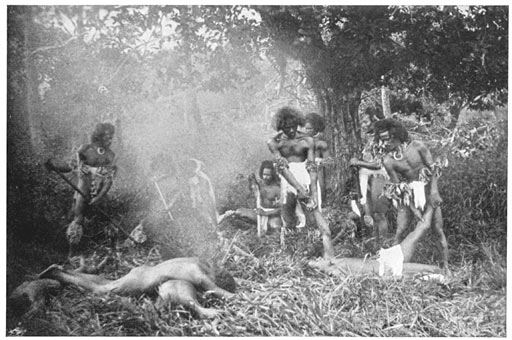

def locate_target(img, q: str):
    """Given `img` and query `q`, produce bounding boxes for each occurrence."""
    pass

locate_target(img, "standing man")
[304,112,333,209]
[46,122,117,258]
[267,107,334,259]
[349,128,391,247]
[372,118,448,270]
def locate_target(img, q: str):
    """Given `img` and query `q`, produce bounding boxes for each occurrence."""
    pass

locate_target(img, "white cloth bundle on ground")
[378,244,404,277]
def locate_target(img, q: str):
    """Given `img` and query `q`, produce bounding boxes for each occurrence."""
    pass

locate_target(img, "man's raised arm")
[267,136,309,198]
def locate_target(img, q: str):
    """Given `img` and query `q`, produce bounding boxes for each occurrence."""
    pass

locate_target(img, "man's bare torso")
[260,183,280,209]
[273,131,311,162]
[384,141,427,182]
[79,143,115,168]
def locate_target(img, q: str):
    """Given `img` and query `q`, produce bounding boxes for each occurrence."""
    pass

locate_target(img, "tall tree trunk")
[319,89,363,204]
[7,6,39,240]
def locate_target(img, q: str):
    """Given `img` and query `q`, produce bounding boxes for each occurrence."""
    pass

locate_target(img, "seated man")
[220,160,282,236]
[45,122,117,258]
[37,257,236,319]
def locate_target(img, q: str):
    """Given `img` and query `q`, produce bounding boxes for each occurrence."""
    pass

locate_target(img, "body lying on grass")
[36,257,236,319]
[310,205,446,280]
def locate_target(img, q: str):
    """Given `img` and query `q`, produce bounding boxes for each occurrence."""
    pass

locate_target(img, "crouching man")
[220,160,283,236]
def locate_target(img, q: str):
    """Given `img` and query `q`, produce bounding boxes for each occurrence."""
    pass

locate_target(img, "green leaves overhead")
[30,5,264,96]
[392,6,508,110]
[257,6,402,96]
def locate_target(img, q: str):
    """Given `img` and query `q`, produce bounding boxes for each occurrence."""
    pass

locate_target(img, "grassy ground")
[6,210,506,336]
[6,117,506,336]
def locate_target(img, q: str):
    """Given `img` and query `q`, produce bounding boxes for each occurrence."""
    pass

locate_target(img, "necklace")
[393,142,409,161]
[97,147,105,155]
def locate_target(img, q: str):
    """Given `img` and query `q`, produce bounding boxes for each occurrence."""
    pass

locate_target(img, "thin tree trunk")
[187,89,205,134]
[448,100,463,128]
[381,85,392,118]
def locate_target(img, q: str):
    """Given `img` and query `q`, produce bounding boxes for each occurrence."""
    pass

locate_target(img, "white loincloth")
[257,207,280,233]
[280,161,310,228]
[409,181,426,211]
[358,167,389,206]
[280,161,311,203]
[378,244,404,277]
[317,182,322,212]
[79,165,115,199]
[315,158,323,212]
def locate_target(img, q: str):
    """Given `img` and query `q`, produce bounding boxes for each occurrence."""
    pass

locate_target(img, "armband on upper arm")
[374,158,383,169]
[419,163,442,182]
[431,163,442,178]
[306,160,318,173]
[274,157,289,173]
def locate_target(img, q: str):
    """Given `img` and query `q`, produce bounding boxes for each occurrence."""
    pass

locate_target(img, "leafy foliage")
[6,6,508,337]
[392,6,508,122]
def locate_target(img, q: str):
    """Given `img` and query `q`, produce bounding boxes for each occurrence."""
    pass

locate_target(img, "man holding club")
[45,122,117,258]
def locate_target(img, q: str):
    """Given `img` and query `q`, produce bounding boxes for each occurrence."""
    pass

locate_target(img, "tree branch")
[29,36,78,57]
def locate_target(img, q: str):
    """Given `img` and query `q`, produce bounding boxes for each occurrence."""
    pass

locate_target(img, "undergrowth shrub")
[434,119,507,257]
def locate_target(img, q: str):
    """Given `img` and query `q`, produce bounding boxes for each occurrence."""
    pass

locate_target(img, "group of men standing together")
[239,106,448,271]
[46,106,449,273]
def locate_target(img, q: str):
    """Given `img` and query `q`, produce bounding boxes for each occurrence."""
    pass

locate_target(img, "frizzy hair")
[273,106,305,131]
[91,122,115,143]
[373,118,409,143]
[259,160,278,182]
[305,112,326,133]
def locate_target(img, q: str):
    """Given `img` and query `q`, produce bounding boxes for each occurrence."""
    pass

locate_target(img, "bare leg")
[38,264,113,294]
[269,216,283,230]
[373,212,389,247]
[295,201,306,228]
[394,206,412,245]
[312,209,334,260]
[432,207,449,269]
[68,176,91,258]
[400,206,434,262]
[358,170,370,206]
[156,280,223,319]
[196,276,235,299]
[230,208,257,223]
[368,176,390,247]
[281,192,298,229]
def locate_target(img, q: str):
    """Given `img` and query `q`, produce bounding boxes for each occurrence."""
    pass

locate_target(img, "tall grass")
[6,116,507,336]
[8,238,505,336]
